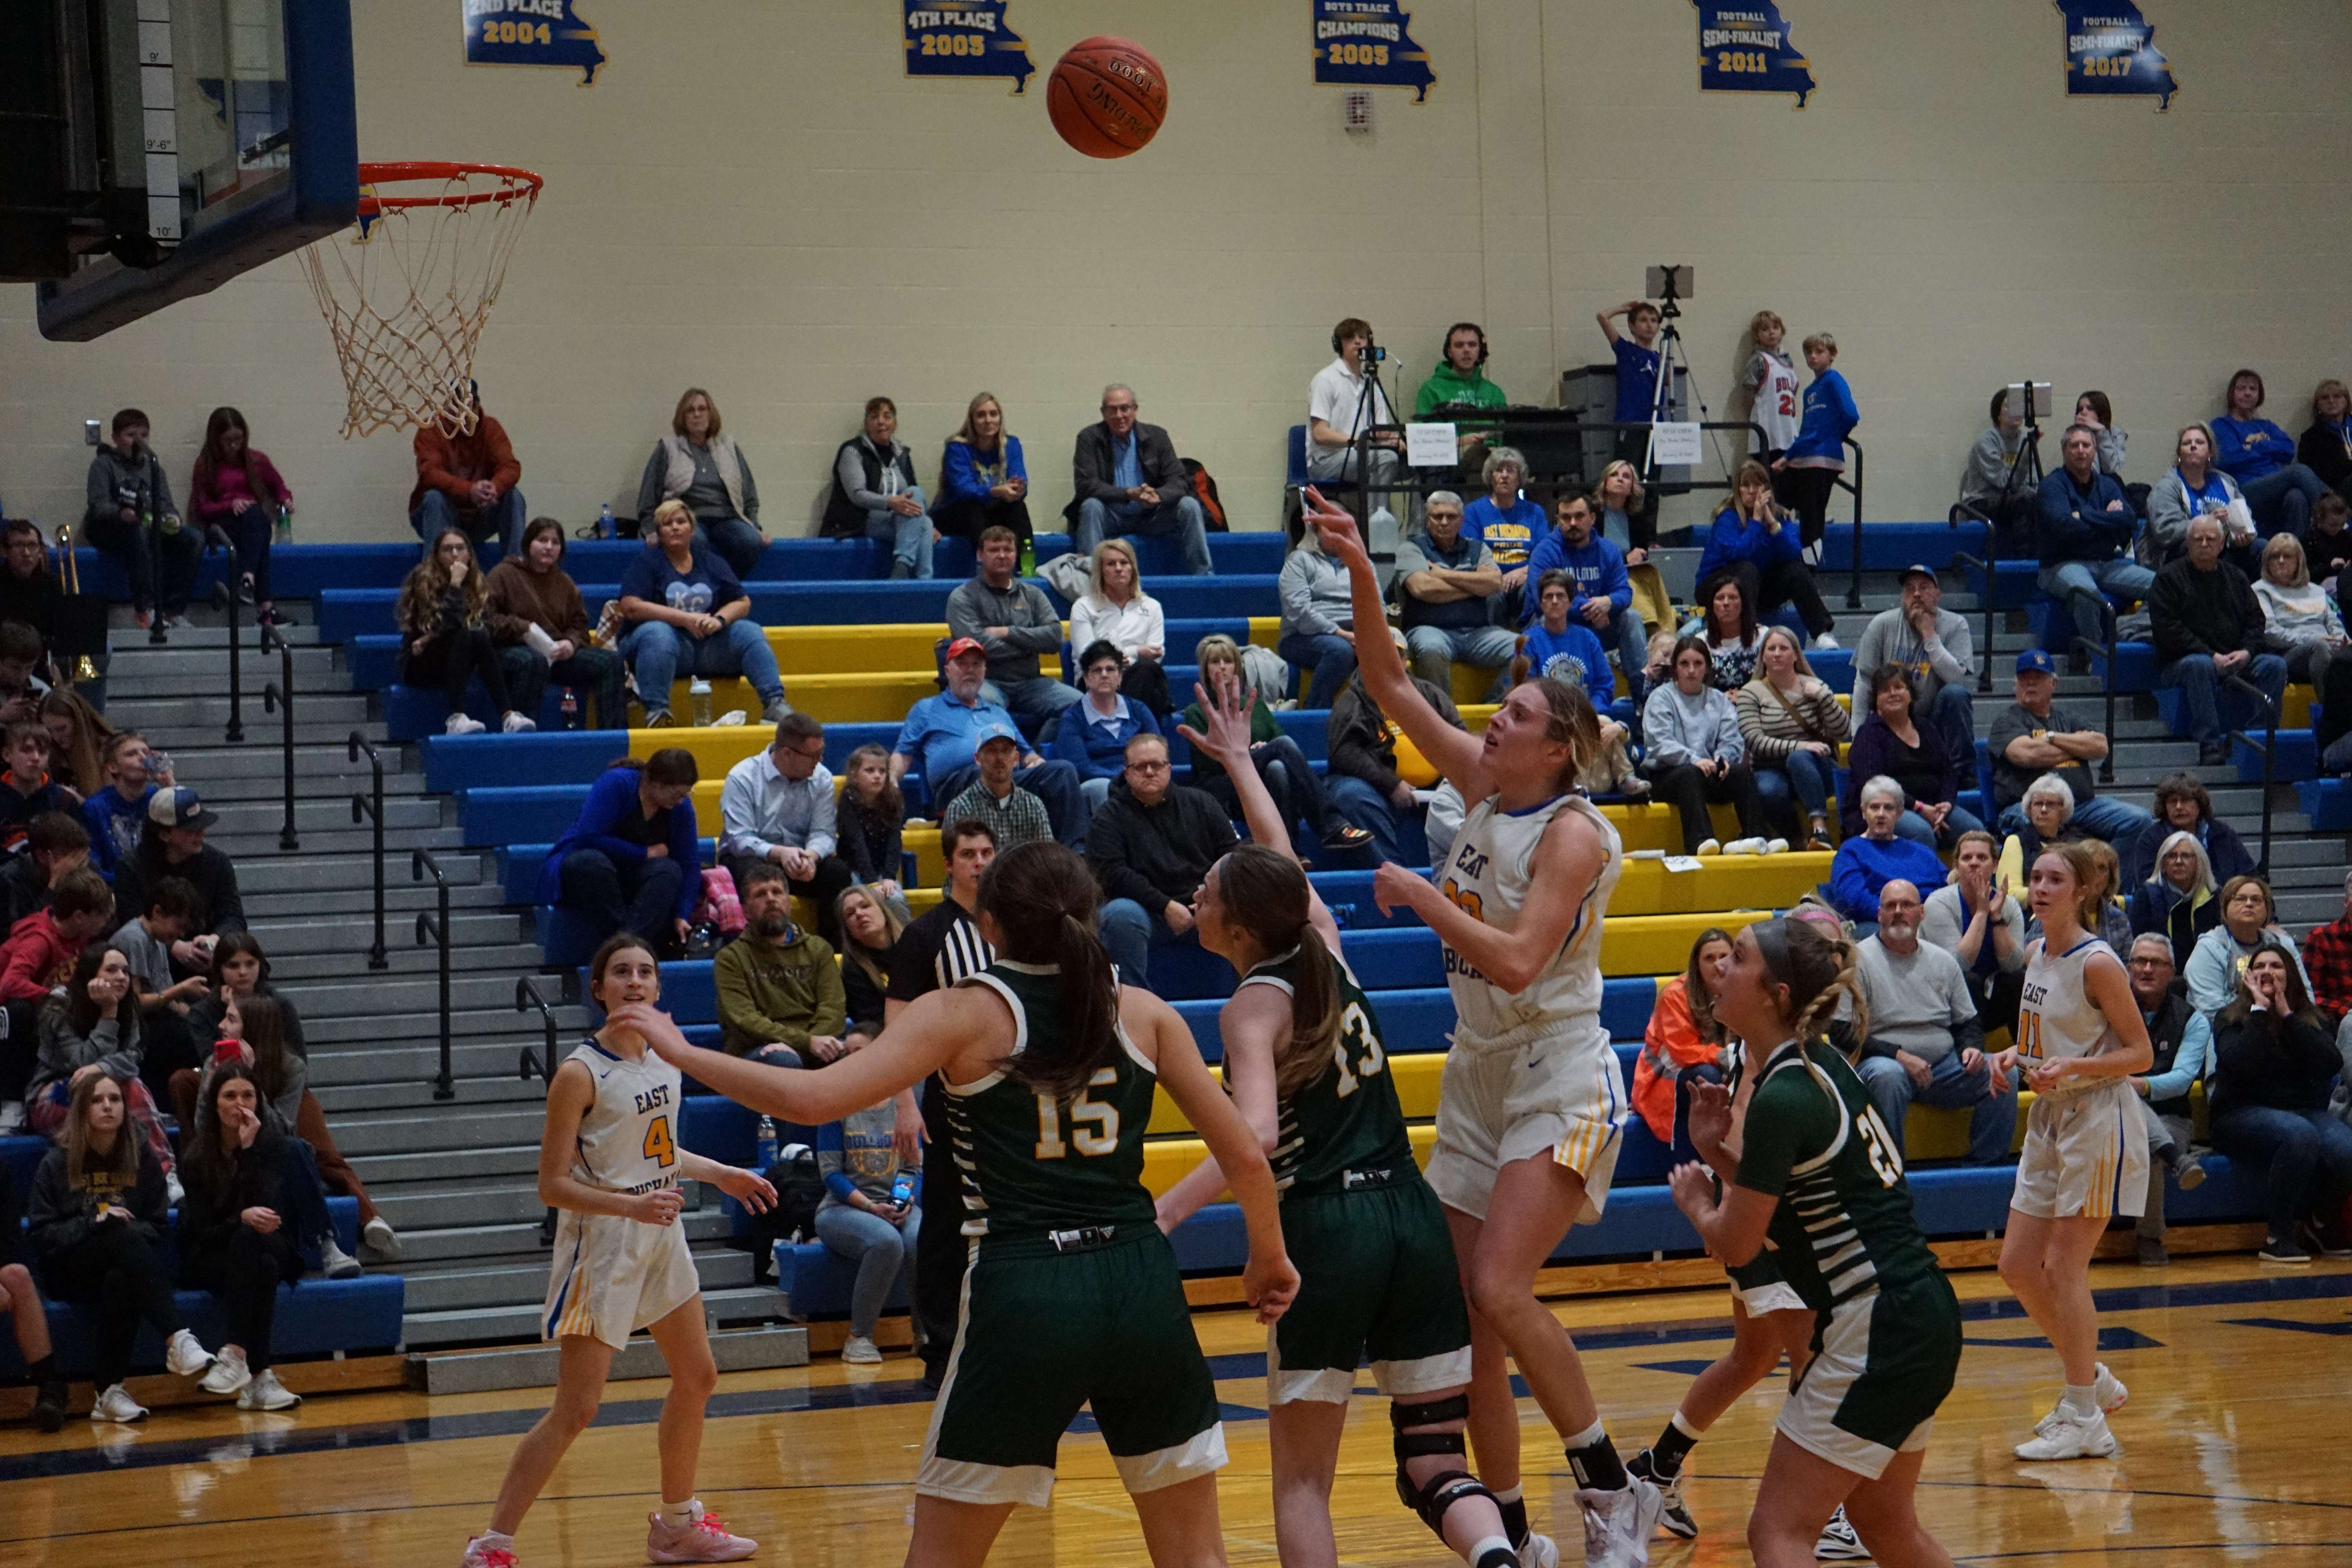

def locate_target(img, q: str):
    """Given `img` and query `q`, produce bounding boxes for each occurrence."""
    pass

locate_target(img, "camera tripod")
[1637,269,1735,550]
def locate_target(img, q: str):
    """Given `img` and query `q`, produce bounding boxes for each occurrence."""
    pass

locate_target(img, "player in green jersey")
[1155,679,1536,1568]
[633,841,1299,1568]
[1668,916,1962,1568]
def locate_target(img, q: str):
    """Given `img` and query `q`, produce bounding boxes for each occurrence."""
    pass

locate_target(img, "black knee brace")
[1391,1394,1492,1537]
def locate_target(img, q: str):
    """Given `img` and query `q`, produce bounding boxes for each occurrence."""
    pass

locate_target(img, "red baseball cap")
[945,637,987,661]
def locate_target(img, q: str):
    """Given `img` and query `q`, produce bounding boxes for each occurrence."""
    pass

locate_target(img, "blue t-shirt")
[619,544,747,620]
[2211,417,2296,483]
[83,784,155,880]
[1613,336,1662,423]
[1521,620,1614,710]
[1463,495,1546,568]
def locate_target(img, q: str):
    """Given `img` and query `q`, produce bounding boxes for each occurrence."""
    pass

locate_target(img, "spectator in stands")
[1776,334,1859,557]
[1516,568,1616,712]
[1842,662,1977,849]
[719,712,851,944]
[1067,539,1170,717]
[1696,460,1839,648]
[2297,379,2352,500]
[1642,635,1774,857]
[933,392,1031,551]
[2214,369,2330,537]
[1179,637,1367,853]
[1990,648,2150,842]
[2301,869,2352,1061]
[1591,459,1650,562]
[941,728,1053,853]
[1596,299,1666,548]
[2205,944,2352,1264]
[83,732,166,882]
[177,1062,315,1410]
[409,381,524,553]
[1327,639,1464,865]
[1960,388,2039,549]
[1737,625,1850,850]
[892,639,1087,849]
[1830,777,1948,926]
[946,526,1081,740]
[187,407,291,625]
[111,787,243,964]
[1996,775,2092,894]
[1306,317,1405,490]
[2129,829,2220,970]
[42,689,110,799]
[2150,513,2288,766]
[0,722,78,856]
[1052,640,1160,808]
[26,934,179,1182]
[2254,532,2348,693]
[0,1154,68,1429]
[617,499,790,728]
[2145,421,2255,572]
[1462,448,1545,605]
[834,746,908,920]
[1632,928,1733,1167]
[1396,490,1514,698]
[634,387,766,578]
[1415,321,1507,420]
[1088,733,1236,990]
[1277,523,1358,709]
[0,624,46,729]
[194,991,361,1278]
[1853,564,1978,772]
[485,518,627,731]
[0,519,70,687]
[1690,569,1764,692]
[2304,490,2352,595]
[2187,875,2312,1020]
[835,885,902,1047]
[815,1082,921,1367]
[84,408,201,632]
[2123,933,2211,1266]
[1522,491,1649,702]
[1852,879,2013,1163]
[1922,829,2026,1034]
[820,396,932,579]
[5,869,117,1063]
[1742,310,1800,463]
[2072,390,2128,479]
[714,862,847,1066]
[397,530,533,738]
[2038,423,2154,652]
[106,873,205,1112]
[26,1070,216,1423]
[0,811,87,933]
[1068,385,1212,577]
[2121,771,2254,890]
[538,751,702,959]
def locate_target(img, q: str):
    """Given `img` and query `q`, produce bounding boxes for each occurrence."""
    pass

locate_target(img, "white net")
[299,163,541,439]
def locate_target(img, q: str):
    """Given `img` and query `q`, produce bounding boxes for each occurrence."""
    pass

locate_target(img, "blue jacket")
[1521,529,1630,627]
[534,767,701,919]
[2211,416,2296,483]
[2035,469,2137,566]
[1521,621,1615,711]
[1786,370,1858,464]
[936,435,1027,512]
[1828,833,1948,924]
[1049,695,1158,781]
[83,784,155,881]
[1695,506,1802,581]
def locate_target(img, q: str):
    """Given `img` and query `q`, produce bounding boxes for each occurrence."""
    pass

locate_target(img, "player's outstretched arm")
[1153,983,1287,1232]
[1376,799,1606,993]
[536,1061,680,1224]
[1176,677,1345,952]
[617,997,964,1126]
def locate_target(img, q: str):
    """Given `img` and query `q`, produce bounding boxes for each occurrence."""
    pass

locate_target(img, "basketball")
[1047,36,1167,159]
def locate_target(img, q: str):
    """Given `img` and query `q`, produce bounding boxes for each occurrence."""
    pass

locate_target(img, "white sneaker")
[164,1327,214,1378]
[1762,837,1791,855]
[1518,1532,1560,1568]
[2014,1404,2119,1460]
[198,1346,252,1397]
[1815,1504,1869,1559]
[1722,837,1768,856]
[89,1383,148,1423]
[363,1216,403,1261]
[462,1532,519,1568]
[2093,1362,2129,1414]
[319,1238,363,1279]
[238,1368,301,1412]
[166,1170,185,1208]
[840,1335,883,1365]
[1811,631,1840,650]
[1693,837,1722,857]
[1577,1478,1663,1568]
[501,711,537,733]
[445,713,488,735]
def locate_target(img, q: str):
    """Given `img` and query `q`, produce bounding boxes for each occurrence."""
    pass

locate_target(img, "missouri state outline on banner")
[1693,1,1816,107]
[463,0,606,84]
[1311,1,1437,102]
[904,2,1036,95]
[2058,2,2178,109]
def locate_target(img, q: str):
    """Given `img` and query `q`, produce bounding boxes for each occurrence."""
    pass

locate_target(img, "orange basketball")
[1047,36,1167,159]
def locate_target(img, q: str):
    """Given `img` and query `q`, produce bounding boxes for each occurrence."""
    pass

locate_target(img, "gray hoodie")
[1641,682,1743,770]
[1958,426,2030,513]
[1279,544,1354,637]
[84,445,177,527]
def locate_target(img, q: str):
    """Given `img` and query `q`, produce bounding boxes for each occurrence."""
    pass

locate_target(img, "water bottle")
[598,503,615,539]
[160,510,180,537]
[755,1116,779,1169]
[889,1171,915,1207]
[274,503,292,544]
[689,677,713,727]
[559,689,579,729]
[1018,539,1035,577]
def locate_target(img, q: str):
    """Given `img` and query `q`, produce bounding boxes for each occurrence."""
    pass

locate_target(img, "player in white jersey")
[1991,843,2152,1466]
[1303,488,1663,1568]
[464,935,779,1568]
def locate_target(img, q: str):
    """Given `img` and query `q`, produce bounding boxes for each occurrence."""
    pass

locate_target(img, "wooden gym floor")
[2,1255,2346,1567]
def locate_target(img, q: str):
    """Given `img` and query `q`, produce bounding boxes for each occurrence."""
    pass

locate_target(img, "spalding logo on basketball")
[1047,36,1167,158]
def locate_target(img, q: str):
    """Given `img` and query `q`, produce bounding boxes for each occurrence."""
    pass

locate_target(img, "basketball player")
[1154,679,1534,1568]
[1992,842,2152,1461]
[1668,916,1963,1568]
[1300,488,1662,1568]
[633,841,1299,1568]
[463,935,779,1568]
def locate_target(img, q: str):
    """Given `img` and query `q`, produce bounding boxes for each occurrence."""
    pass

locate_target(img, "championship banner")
[1311,2,1437,103]
[904,3,1035,95]
[1693,3,1815,107]
[2058,3,2178,109]
[463,0,605,85]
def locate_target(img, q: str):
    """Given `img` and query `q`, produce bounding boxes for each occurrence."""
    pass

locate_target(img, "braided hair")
[1749,915,1871,1045]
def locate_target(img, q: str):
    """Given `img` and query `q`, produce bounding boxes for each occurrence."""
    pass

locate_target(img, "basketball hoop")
[300,161,543,439]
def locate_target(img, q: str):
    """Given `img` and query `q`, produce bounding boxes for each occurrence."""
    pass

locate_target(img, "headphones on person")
[1443,321,1489,366]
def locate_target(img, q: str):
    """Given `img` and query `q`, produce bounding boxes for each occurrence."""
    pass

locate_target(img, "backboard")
[9,0,359,341]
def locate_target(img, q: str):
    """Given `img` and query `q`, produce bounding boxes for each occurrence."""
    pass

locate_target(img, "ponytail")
[1753,916,1871,1044]
[1274,924,1346,1098]
[979,843,1122,1099]
[1214,844,1343,1098]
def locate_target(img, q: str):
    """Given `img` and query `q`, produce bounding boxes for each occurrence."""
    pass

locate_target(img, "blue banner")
[2058,4,2178,109]
[1311,2,1436,103]
[1693,3,1815,107]
[463,0,605,85]
[904,3,1034,95]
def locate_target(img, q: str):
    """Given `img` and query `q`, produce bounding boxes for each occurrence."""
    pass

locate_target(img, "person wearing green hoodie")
[1413,323,1510,458]
[713,862,847,1063]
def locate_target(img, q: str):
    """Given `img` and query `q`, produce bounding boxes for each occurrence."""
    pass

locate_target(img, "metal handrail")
[2067,632,2120,784]
[516,976,563,1245]
[348,732,387,970]
[259,621,297,849]
[211,577,245,744]
[1947,522,2000,695]
[415,848,454,1102]
[1836,437,1867,609]
[2221,674,2282,877]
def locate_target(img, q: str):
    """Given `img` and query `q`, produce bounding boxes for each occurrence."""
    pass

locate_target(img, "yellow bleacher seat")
[764,619,1285,678]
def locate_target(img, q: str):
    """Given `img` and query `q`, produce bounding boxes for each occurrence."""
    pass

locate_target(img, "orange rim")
[355,161,543,218]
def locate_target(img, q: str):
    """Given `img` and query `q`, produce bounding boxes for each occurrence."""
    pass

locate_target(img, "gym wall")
[4,0,2349,543]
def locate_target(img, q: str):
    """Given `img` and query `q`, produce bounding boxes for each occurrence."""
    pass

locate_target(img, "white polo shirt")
[1308,356,1395,449]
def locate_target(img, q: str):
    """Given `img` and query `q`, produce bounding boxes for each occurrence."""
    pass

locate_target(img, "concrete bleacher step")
[310,1076,554,1115]
[149,740,421,788]
[304,1004,593,1046]
[394,1242,751,1315]
[237,849,486,894]
[416,1325,810,1395]
[107,691,373,730]
[305,1040,564,1089]
[400,1284,795,1349]
[342,1143,541,1187]
[261,938,541,985]
[207,823,470,859]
